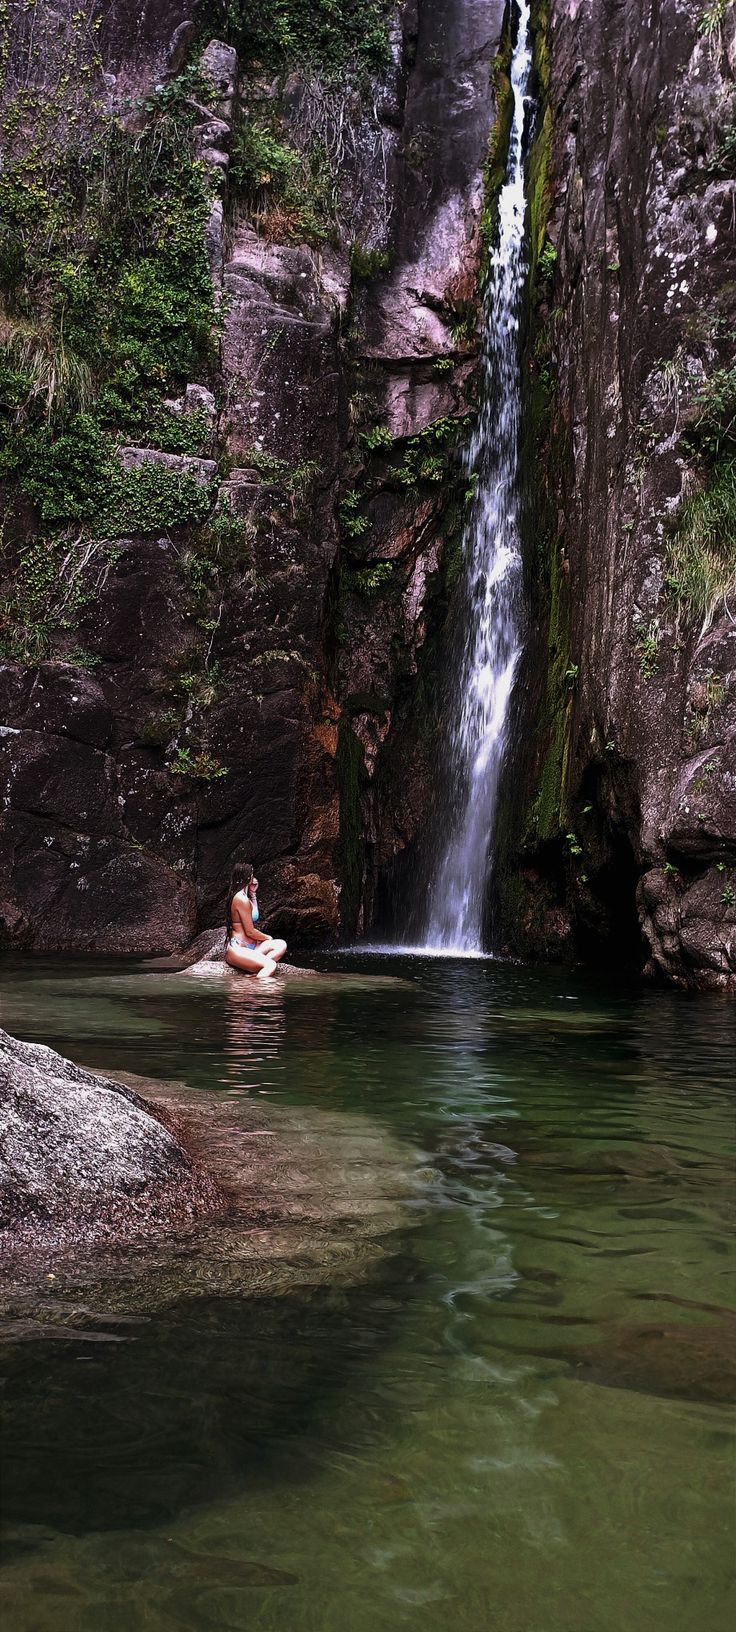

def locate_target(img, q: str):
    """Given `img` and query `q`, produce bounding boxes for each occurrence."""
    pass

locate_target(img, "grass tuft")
[666,459,736,628]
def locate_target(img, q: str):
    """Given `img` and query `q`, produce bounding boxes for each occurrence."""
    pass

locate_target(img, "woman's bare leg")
[259,937,287,964]
[255,955,278,980]
[225,944,274,976]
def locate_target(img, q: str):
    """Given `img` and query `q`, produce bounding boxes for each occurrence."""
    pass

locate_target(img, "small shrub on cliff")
[246,449,320,515]
[686,366,736,462]
[339,489,369,538]
[350,244,389,281]
[667,459,736,627]
[538,240,557,283]
[230,116,335,244]
[169,746,228,781]
[347,561,395,597]
[707,121,736,178]
[360,425,394,452]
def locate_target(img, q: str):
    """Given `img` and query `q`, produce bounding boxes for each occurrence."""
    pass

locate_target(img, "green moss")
[529,538,573,840]
[480,21,514,248]
[336,715,365,935]
[519,0,572,846]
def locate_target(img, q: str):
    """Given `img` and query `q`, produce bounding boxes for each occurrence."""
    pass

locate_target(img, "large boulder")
[0,1029,222,1254]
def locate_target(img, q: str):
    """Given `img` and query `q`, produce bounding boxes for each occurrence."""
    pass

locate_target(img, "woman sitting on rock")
[224,862,287,978]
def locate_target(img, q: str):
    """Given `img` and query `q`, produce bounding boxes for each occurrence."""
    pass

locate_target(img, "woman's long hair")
[224,860,254,945]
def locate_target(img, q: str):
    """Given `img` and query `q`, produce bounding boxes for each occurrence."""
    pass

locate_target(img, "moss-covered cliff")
[0,0,503,950]
[499,0,736,990]
[3,0,732,986]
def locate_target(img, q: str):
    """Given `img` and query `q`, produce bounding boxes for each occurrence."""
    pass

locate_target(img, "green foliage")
[349,243,389,281]
[6,413,115,524]
[348,560,394,597]
[6,421,214,534]
[215,0,391,77]
[231,121,301,193]
[169,745,229,781]
[0,533,120,664]
[111,463,214,536]
[393,416,468,489]
[359,424,394,452]
[722,881,735,909]
[699,1,728,37]
[633,617,660,678]
[0,64,218,653]
[566,832,582,857]
[686,366,736,461]
[339,489,369,537]
[667,460,736,626]
[181,504,255,602]
[139,406,213,458]
[538,240,557,282]
[230,117,335,244]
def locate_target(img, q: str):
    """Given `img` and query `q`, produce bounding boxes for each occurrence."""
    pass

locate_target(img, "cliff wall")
[502,0,736,990]
[0,0,502,951]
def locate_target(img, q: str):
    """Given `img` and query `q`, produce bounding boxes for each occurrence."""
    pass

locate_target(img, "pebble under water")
[0,953,734,1632]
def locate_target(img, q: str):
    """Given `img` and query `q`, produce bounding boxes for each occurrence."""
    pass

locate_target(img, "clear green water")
[0,954,734,1632]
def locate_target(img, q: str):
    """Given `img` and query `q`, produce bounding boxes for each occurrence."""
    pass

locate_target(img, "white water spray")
[422,0,533,953]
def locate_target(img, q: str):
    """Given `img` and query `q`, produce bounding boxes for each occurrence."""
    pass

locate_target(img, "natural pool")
[0,953,734,1632]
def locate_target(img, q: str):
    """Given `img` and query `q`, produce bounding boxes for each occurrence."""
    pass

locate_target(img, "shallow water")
[0,954,734,1632]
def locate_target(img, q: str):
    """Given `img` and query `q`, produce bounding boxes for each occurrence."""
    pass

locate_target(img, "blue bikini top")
[250,896,259,924]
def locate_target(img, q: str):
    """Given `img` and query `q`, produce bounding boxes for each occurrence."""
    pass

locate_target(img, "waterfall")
[421,0,533,954]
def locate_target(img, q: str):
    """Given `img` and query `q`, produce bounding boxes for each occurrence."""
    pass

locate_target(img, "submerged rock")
[0,1056,421,1326]
[0,1029,223,1256]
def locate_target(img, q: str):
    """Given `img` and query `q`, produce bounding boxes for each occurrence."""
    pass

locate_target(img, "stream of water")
[0,953,734,1632]
[423,0,531,953]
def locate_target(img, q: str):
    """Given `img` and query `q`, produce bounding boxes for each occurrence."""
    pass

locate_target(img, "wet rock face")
[0,0,502,952]
[512,0,736,989]
[0,1028,222,1253]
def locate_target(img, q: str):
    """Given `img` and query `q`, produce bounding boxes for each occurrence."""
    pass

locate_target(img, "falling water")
[422,0,533,953]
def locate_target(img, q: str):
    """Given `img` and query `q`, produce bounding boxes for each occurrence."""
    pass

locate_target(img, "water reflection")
[222,977,288,1086]
[0,954,733,1632]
